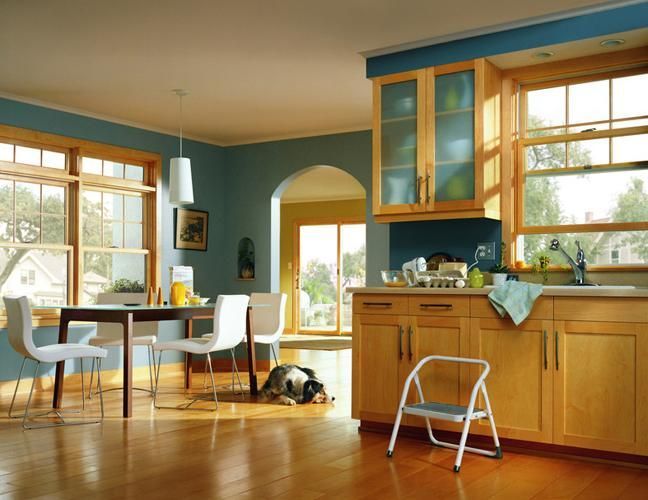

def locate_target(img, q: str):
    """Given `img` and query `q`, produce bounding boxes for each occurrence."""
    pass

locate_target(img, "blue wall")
[389,219,500,270]
[0,98,226,379]
[221,131,389,294]
[367,3,648,77]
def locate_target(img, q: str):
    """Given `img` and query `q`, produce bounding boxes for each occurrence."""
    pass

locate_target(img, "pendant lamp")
[169,89,194,205]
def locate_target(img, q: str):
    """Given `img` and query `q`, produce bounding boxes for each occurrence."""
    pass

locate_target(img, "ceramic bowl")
[199,297,210,305]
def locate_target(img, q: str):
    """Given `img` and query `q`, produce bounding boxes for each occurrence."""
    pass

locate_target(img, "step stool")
[386,355,502,472]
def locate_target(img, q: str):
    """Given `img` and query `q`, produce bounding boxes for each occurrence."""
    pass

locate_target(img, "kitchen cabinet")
[469,317,553,443]
[553,298,648,455]
[371,59,501,223]
[352,295,469,428]
[352,290,648,460]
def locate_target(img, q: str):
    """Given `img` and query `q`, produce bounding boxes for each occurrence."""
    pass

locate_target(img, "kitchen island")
[348,286,648,463]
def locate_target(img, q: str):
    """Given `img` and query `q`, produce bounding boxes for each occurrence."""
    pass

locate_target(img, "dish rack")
[414,270,466,288]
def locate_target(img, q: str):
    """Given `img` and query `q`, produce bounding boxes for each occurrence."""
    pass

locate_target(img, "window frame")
[502,48,648,270]
[0,125,161,326]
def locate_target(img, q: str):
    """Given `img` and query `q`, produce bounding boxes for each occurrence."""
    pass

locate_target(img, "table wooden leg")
[246,310,258,395]
[184,319,193,390]
[52,312,70,409]
[122,312,134,418]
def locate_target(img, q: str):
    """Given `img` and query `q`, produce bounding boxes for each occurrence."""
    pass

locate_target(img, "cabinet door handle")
[408,325,413,361]
[416,176,422,205]
[555,331,559,371]
[543,330,548,370]
[399,326,404,360]
[425,173,431,204]
[420,303,453,309]
[363,302,393,308]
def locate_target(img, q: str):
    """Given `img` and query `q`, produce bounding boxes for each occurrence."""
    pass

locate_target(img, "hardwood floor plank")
[0,348,645,499]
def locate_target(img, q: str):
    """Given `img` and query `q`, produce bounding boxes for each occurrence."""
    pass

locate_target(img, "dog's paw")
[278,395,297,406]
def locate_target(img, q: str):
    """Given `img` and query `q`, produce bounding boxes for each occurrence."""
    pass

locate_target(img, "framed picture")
[174,208,208,251]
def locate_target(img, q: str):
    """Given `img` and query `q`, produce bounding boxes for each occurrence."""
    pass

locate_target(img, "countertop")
[346,285,648,298]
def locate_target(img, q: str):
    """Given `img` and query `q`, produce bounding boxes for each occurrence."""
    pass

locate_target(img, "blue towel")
[488,281,543,326]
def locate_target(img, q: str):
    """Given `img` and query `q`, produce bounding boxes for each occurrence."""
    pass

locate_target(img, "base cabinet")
[353,293,648,459]
[469,317,553,443]
[554,320,648,455]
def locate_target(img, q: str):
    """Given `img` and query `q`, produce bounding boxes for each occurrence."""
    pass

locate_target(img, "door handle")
[419,303,453,309]
[555,331,559,371]
[416,176,423,205]
[543,330,547,370]
[408,325,413,361]
[399,326,404,360]
[425,172,431,204]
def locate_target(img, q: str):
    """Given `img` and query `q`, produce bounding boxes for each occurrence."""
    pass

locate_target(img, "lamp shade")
[169,157,194,205]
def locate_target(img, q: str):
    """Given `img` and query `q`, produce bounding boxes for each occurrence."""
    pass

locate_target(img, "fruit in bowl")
[381,270,408,287]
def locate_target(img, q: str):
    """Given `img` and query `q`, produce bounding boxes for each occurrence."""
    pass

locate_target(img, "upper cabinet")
[372,59,502,223]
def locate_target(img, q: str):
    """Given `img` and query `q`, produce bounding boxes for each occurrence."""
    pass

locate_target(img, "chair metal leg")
[231,349,244,397]
[88,357,96,400]
[206,353,219,410]
[21,361,40,429]
[147,345,155,395]
[80,359,86,411]
[8,357,27,418]
[270,344,279,368]
[153,350,163,408]
[97,358,105,420]
[202,356,209,389]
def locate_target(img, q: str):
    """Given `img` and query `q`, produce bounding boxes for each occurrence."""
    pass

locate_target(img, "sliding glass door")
[296,220,365,335]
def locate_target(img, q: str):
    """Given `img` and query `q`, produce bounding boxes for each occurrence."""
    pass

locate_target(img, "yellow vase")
[170,281,186,305]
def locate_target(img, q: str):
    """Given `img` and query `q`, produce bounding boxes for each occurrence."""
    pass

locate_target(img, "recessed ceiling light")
[600,39,625,48]
[532,51,555,59]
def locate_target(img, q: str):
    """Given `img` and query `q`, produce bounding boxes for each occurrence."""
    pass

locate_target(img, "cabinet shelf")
[436,159,475,166]
[381,164,416,171]
[435,107,474,117]
[381,115,417,124]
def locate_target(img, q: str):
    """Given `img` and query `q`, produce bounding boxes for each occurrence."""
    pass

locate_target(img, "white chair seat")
[154,337,210,355]
[88,335,157,347]
[38,343,107,363]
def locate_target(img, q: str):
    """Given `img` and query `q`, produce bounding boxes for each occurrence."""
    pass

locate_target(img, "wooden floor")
[1,348,647,499]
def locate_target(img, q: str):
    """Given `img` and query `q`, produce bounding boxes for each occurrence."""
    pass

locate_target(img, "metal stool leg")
[270,344,279,367]
[481,384,502,458]
[231,349,244,396]
[88,357,95,399]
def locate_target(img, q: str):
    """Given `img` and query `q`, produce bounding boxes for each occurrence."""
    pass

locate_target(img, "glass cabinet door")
[434,70,475,202]
[376,73,424,209]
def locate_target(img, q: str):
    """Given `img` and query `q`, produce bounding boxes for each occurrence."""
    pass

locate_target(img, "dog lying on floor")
[259,364,335,405]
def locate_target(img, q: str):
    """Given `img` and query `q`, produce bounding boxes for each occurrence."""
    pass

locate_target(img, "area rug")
[280,334,352,351]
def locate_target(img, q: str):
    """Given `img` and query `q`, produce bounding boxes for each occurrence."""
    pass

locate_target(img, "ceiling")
[280,166,365,204]
[0,0,640,146]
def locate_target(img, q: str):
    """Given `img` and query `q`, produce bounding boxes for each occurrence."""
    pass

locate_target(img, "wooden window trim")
[504,48,648,270]
[0,125,161,327]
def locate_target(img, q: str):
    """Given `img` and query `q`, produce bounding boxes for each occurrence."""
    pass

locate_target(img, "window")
[516,68,648,267]
[0,128,160,320]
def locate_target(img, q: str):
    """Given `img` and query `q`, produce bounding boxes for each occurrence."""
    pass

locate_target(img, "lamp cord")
[467,247,480,273]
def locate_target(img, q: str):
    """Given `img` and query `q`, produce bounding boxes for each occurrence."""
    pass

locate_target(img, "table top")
[32,303,269,310]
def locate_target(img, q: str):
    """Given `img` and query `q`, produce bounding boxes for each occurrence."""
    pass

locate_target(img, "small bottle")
[157,287,164,305]
[147,286,154,305]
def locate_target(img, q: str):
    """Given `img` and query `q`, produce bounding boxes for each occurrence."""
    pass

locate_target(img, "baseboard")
[359,420,648,467]
[191,358,274,373]
[0,362,185,397]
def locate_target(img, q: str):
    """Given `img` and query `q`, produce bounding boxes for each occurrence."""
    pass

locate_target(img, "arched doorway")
[271,165,366,335]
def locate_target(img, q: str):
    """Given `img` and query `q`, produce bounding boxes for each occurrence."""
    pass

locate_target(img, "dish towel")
[488,281,543,326]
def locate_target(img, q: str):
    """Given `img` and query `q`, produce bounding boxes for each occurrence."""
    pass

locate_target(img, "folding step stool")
[386,355,502,472]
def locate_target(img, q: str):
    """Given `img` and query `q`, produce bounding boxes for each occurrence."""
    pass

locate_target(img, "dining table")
[38,303,263,418]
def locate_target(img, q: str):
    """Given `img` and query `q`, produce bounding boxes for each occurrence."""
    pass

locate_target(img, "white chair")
[387,355,502,472]
[153,294,250,410]
[86,292,158,399]
[3,295,107,429]
[248,292,287,367]
[202,292,286,390]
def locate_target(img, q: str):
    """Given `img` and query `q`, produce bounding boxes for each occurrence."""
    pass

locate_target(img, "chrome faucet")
[549,239,587,285]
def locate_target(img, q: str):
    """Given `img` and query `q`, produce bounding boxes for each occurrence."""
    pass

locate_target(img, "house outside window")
[515,68,648,268]
[0,127,161,322]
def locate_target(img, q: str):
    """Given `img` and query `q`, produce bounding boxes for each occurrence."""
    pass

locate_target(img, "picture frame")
[174,208,208,251]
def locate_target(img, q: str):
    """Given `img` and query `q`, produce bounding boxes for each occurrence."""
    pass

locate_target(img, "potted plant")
[489,242,509,286]
[532,254,551,284]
